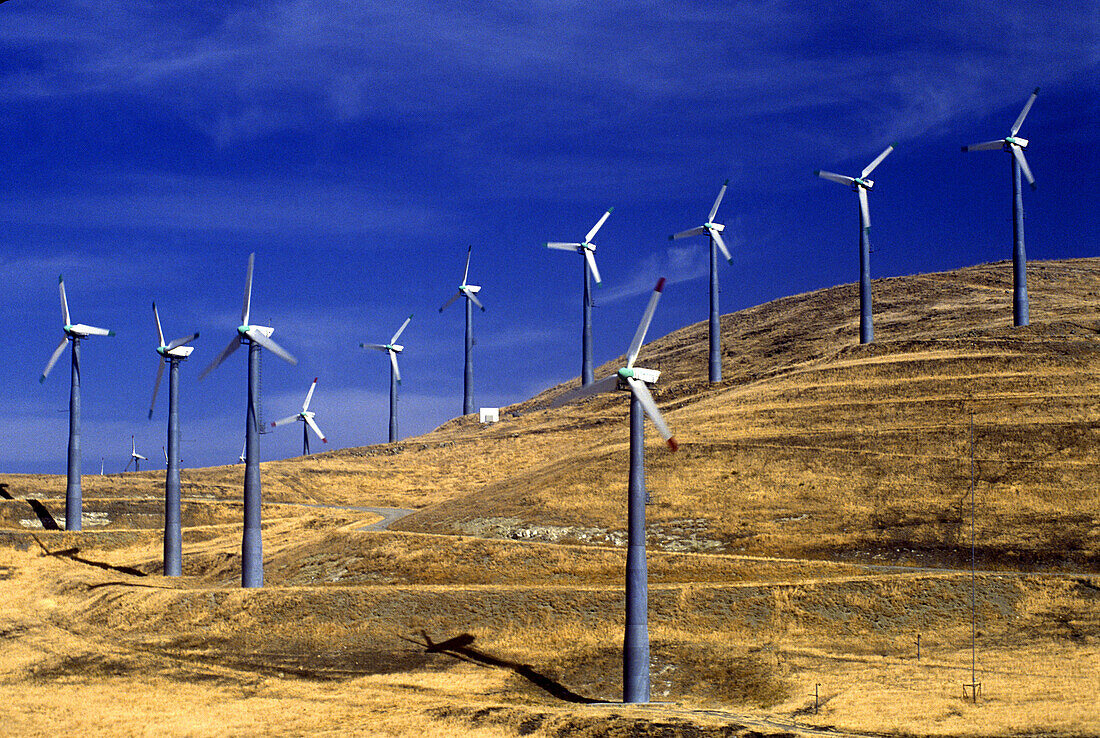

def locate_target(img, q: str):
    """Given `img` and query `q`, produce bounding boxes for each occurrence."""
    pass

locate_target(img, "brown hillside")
[4,258,1098,569]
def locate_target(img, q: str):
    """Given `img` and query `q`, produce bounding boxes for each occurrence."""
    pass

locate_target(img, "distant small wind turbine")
[963,88,1040,327]
[40,275,115,531]
[200,253,297,588]
[124,435,147,472]
[271,377,327,455]
[552,277,678,704]
[670,181,732,382]
[439,246,485,416]
[238,443,246,465]
[148,302,198,577]
[816,144,895,344]
[546,207,612,386]
[361,314,412,443]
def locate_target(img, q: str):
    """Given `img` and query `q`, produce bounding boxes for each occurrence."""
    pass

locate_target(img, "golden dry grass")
[1,258,1098,736]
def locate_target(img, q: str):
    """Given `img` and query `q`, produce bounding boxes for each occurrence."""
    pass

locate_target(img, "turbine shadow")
[401,630,602,704]
[0,483,12,500]
[32,536,147,577]
[28,499,60,530]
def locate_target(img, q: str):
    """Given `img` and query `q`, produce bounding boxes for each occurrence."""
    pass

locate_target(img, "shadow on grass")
[0,483,12,500]
[32,536,147,577]
[401,630,602,704]
[28,499,60,530]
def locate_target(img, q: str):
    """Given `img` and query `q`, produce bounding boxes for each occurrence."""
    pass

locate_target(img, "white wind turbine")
[551,277,678,703]
[361,314,412,443]
[40,275,115,531]
[815,143,895,344]
[963,88,1040,327]
[271,377,328,456]
[199,252,297,588]
[147,302,198,577]
[124,435,147,472]
[670,181,732,382]
[439,246,485,415]
[546,207,612,386]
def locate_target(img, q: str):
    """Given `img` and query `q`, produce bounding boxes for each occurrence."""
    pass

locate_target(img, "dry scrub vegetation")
[0,258,1098,736]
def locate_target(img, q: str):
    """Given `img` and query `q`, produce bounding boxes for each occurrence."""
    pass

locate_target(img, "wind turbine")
[271,377,327,455]
[40,275,115,531]
[670,181,732,382]
[439,246,485,416]
[546,207,612,386]
[361,314,412,443]
[963,87,1040,327]
[815,144,895,344]
[124,435,147,472]
[199,253,297,588]
[551,277,678,703]
[148,302,198,577]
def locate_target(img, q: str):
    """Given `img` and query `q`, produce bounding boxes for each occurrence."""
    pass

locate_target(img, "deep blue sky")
[1,2,1097,474]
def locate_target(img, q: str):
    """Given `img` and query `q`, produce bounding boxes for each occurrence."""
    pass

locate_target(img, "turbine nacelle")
[157,344,195,359]
[617,366,661,386]
[852,177,873,191]
[64,324,115,339]
[704,222,725,233]
[1005,136,1029,149]
[461,285,482,294]
[238,324,275,338]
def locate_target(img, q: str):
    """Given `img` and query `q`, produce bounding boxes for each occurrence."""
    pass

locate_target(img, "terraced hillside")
[6,258,1098,570]
[1,258,1098,736]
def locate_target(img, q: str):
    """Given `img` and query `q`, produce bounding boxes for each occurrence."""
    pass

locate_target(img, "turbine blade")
[304,415,327,442]
[549,373,619,408]
[58,276,70,326]
[390,314,413,344]
[148,360,164,419]
[462,245,472,285]
[166,333,199,351]
[132,435,136,454]
[153,302,165,347]
[360,343,389,351]
[962,139,1005,152]
[546,242,582,251]
[861,144,895,178]
[136,453,146,461]
[625,278,666,368]
[124,458,134,473]
[584,207,613,243]
[858,187,870,231]
[199,335,240,379]
[626,377,678,451]
[246,328,298,365]
[463,287,485,312]
[439,290,461,313]
[710,228,733,263]
[669,226,706,240]
[41,337,69,382]
[707,180,728,223]
[1010,87,1039,136]
[302,377,318,412]
[584,249,602,286]
[816,170,855,187]
[241,252,255,325]
[271,415,299,428]
[1012,145,1036,189]
[390,349,401,383]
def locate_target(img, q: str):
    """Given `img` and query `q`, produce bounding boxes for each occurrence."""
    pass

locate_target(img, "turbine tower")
[39,275,115,531]
[963,88,1040,327]
[552,277,678,704]
[200,253,297,588]
[361,314,412,443]
[124,435,147,472]
[439,246,485,415]
[271,377,328,455]
[546,207,612,386]
[147,302,198,577]
[816,144,895,344]
[670,181,732,382]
